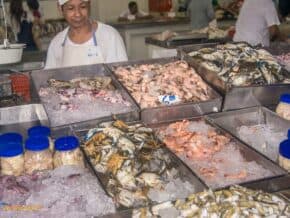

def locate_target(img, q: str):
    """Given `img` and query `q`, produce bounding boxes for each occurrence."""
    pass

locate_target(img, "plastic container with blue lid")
[276,94,290,121]
[53,136,84,168]
[278,139,290,171]
[28,126,50,137]
[28,126,54,150]
[0,133,23,145]
[24,136,53,174]
[0,143,24,176]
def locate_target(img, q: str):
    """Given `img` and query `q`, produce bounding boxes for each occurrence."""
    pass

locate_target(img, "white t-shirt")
[119,9,148,18]
[234,0,280,46]
[45,22,128,69]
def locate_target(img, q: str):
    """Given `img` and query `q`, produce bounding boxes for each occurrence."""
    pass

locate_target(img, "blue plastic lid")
[288,129,290,139]
[28,126,51,138]
[279,140,290,159]
[0,143,24,157]
[0,133,23,145]
[280,94,290,104]
[25,137,49,151]
[54,136,79,151]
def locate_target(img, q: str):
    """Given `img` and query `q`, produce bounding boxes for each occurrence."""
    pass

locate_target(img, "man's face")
[61,0,90,29]
[129,4,138,15]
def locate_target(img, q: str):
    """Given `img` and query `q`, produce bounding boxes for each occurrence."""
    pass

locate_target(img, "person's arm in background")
[265,0,287,42]
[118,11,129,21]
[269,25,287,42]
[136,10,153,20]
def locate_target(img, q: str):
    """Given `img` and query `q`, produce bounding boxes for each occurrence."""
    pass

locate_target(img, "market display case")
[107,57,223,124]
[178,43,290,111]
[0,55,289,217]
[31,64,140,129]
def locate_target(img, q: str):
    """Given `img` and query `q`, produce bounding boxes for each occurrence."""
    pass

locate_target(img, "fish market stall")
[0,109,116,217]
[31,64,139,128]
[102,186,290,218]
[179,42,290,111]
[145,20,231,59]
[1,56,290,217]
[0,166,116,217]
[151,117,286,190]
[208,107,290,163]
[107,58,222,124]
[77,119,206,209]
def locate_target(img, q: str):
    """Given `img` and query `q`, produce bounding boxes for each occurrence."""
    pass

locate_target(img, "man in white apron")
[45,0,128,69]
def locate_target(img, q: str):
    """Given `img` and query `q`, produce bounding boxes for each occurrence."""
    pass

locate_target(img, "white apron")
[61,29,104,68]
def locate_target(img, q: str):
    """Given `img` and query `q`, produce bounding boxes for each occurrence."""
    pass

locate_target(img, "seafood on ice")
[0,165,116,217]
[82,120,198,208]
[38,76,133,127]
[237,124,287,162]
[114,61,214,108]
[189,43,289,86]
[157,119,275,189]
[276,53,290,72]
[39,76,131,111]
[132,186,290,218]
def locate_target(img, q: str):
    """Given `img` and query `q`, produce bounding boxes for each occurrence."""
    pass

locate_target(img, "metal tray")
[0,104,49,137]
[73,120,206,210]
[106,58,223,124]
[179,44,290,111]
[31,64,140,128]
[145,35,227,49]
[207,107,290,163]
[149,116,287,190]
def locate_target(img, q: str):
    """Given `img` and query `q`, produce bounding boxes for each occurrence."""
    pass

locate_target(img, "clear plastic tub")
[53,136,84,168]
[279,140,290,172]
[0,146,24,176]
[276,94,290,121]
[0,133,24,176]
[28,125,54,150]
[24,137,53,174]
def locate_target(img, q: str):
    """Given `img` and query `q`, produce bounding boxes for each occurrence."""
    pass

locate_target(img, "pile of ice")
[148,169,195,203]
[238,124,286,162]
[0,166,116,218]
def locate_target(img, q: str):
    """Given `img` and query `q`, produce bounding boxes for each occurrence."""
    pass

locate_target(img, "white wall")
[92,0,149,22]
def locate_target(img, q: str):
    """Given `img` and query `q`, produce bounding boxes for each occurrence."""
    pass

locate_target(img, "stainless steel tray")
[106,58,223,124]
[149,116,287,190]
[73,120,206,210]
[0,104,49,137]
[179,44,290,111]
[145,35,227,49]
[208,107,290,192]
[31,64,140,128]
[207,107,290,163]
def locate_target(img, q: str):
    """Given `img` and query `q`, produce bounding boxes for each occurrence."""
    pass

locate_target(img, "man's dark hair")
[27,0,40,11]
[128,1,137,9]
